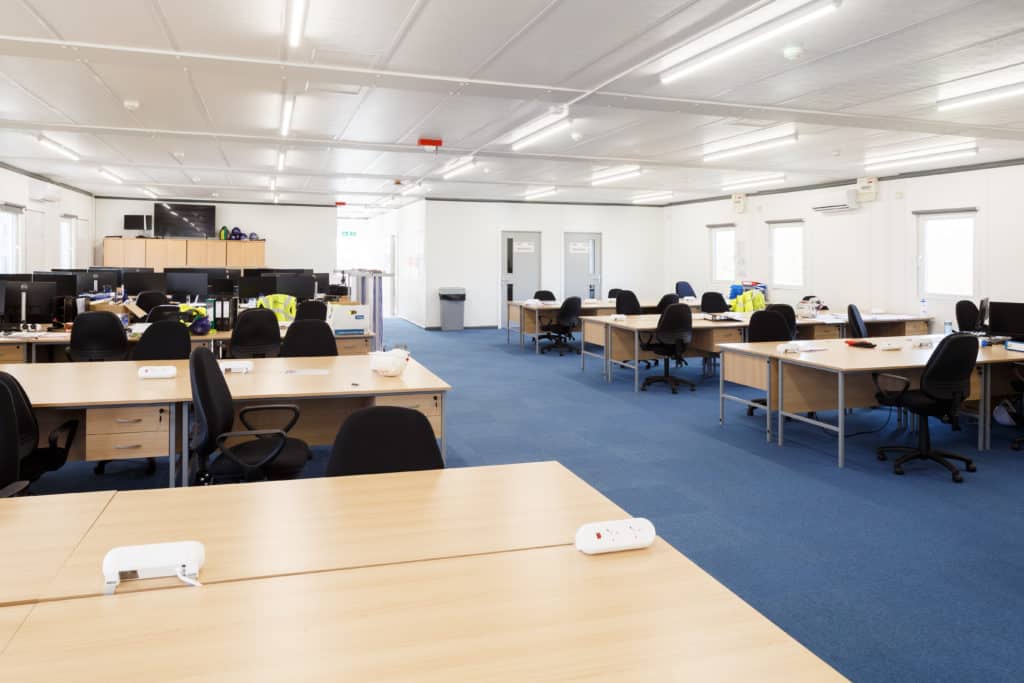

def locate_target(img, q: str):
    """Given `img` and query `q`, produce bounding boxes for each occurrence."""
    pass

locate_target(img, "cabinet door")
[225,241,243,267]
[124,239,147,267]
[103,238,124,266]
[144,240,166,271]
[207,240,227,266]
[186,240,207,266]
[165,240,187,267]
[244,241,265,266]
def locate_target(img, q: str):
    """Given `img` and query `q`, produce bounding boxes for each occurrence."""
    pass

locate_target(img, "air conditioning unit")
[811,188,860,215]
[28,179,60,203]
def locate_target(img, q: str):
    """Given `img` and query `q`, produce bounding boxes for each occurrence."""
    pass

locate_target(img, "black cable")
[843,406,894,439]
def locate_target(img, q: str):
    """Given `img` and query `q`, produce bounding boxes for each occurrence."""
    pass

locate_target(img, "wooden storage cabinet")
[102,237,264,270]
[0,344,26,363]
[374,393,443,437]
[85,406,169,462]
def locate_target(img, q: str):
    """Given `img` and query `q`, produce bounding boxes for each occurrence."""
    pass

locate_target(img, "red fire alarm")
[335,201,346,207]
[418,137,443,151]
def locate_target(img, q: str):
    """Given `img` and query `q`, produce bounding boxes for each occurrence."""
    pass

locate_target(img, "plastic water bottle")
[919,297,928,315]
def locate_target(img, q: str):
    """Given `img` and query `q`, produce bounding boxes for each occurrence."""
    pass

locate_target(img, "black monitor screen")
[166,272,209,301]
[123,272,166,296]
[276,274,315,301]
[0,273,31,282]
[154,203,216,238]
[210,278,235,295]
[3,281,56,324]
[314,273,329,294]
[988,302,1024,339]
[238,276,271,300]
[33,272,77,298]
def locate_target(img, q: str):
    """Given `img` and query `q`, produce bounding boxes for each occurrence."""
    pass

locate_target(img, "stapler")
[102,541,205,595]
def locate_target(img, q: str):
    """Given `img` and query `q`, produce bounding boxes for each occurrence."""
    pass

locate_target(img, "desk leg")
[778,360,785,446]
[168,402,176,488]
[837,372,846,468]
[580,326,586,373]
[181,402,190,487]
[719,355,725,425]
[440,395,447,464]
[604,324,611,382]
[30,344,36,363]
[633,329,640,393]
[519,308,525,349]
[981,364,990,451]
[764,359,772,443]
[534,310,540,355]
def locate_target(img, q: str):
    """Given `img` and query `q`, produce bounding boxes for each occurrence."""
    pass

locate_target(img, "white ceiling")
[3,0,1024,212]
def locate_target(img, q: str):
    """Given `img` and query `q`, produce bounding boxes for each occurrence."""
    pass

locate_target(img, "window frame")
[709,226,737,284]
[769,220,805,290]
[916,211,977,301]
[0,207,25,273]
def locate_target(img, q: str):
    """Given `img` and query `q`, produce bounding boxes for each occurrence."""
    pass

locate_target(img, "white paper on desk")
[284,369,329,376]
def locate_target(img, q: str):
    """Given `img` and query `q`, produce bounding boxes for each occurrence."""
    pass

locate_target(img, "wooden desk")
[2,540,843,682]
[860,313,931,337]
[0,491,113,606]
[0,605,30,653]
[41,461,624,601]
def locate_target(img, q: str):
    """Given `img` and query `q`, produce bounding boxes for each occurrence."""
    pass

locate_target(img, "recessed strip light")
[495,106,569,146]
[277,151,286,171]
[441,157,476,180]
[863,141,977,172]
[37,134,80,161]
[721,173,786,192]
[98,168,122,184]
[660,0,841,84]
[524,186,558,201]
[140,187,158,198]
[510,120,572,152]
[703,125,798,162]
[288,0,307,48]
[591,166,643,186]
[280,95,295,137]
[937,81,1024,111]
[631,191,674,204]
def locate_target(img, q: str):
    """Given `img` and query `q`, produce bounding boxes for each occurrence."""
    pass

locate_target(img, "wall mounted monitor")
[154,203,216,238]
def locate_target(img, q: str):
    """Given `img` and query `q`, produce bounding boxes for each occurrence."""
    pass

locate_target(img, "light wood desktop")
[0,354,450,486]
[0,605,30,653]
[718,335,1019,466]
[0,491,113,607]
[40,461,624,601]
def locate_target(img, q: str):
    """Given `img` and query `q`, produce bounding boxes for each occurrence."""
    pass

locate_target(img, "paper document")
[284,369,329,376]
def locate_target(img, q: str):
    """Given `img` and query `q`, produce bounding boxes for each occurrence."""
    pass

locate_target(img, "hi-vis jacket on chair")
[257,294,297,323]
[730,289,766,313]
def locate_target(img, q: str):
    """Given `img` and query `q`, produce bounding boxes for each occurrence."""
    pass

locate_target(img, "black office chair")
[955,300,979,332]
[701,291,729,314]
[533,290,556,301]
[847,304,869,339]
[135,290,169,313]
[281,319,338,357]
[131,320,191,361]
[640,304,695,394]
[295,300,328,321]
[325,406,443,477]
[229,308,281,358]
[539,296,582,356]
[656,293,680,314]
[675,281,696,298]
[615,290,642,315]
[146,304,182,323]
[766,303,798,340]
[607,288,623,300]
[874,333,979,483]
[744,311,793,416]
[189,347,309,484]
[0,372,78,489]
[0,383,27,498]
[67,311,128,362]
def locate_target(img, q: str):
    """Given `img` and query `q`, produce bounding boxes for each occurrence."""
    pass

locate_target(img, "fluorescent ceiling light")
[277,151,286,171]
[441,157,475,180]
[631,191,674,204]
[280,95,295,136]
[37,134,80,161]
[161,203,170,209]
[703,124,797,162]
[524,186,558,201]
[660,0,841,84]
[863,141,977,172]
[140,187,158,198]
[511,120,572,152]
[591,166,643,186]
[288,0,307,48]
[937,81,1024,111]
[98,168,122,184]
[721,173,786,192]
[496,106,569,146]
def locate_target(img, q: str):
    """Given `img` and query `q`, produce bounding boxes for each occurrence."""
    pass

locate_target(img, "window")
[58,218,75,269]
[918,212,975,298]
[770,222,804,288]
[0,208,23,272]
[710,228,736,282]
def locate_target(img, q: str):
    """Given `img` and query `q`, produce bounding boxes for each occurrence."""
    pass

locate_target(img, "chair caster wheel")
[641,386,647,392]
[145,459,156,475]
[893,467,904,475]
[953,471,964,483]
[965,462,976,472]
[689,386,696,392]
[93,461,107,475]
[746,407,755,417]
[877,452,887,461]
[671,388,678,395]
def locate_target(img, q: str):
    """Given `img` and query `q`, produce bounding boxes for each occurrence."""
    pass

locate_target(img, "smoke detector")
[123,99,141,111]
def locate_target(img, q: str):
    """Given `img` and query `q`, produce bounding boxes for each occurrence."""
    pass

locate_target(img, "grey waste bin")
[438,287,466,331]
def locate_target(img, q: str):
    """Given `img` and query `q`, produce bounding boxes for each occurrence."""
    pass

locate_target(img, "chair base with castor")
[642,358,695,394]
[1013,436,1024,451]
[876,418,976,483]
[94,458,157,476]
[539,332,578,356]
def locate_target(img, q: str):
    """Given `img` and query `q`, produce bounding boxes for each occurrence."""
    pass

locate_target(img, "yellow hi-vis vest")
[257,294,297,323]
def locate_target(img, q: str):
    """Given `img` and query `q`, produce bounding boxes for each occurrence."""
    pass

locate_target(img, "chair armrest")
[872,372,911,402]
[215,429,287,475]
[47,418,79,451]
[238,404,300,433]
[0,480,29,498]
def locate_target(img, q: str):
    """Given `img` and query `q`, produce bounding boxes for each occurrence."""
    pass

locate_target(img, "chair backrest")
[0,383,22,490]
[557,297,583,326]
[700,291,728,314]
[955,300,979,332]
[131,320,192,361]
[656,293,680,314]
[607,288,622,299]
[280,319,339,357]
[135,290,169,313]
[295,300,328,321]
[146,304,183,323]
[615,290,641,315]
[533,290,556,301]
[0,371,38,461]
[654,303,693,347]
[920,333,979,403]
[847,304,869,339]
[765,303,797,339]
[69,311,129,362]
[188,346,235,457]
[675,281,696,298]
[229,308,281,358]
[748,310,793,343]
[325,406,443,477]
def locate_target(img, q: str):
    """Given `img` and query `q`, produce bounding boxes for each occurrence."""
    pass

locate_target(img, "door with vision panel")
[500,231,541,327]
[563,232,602,300]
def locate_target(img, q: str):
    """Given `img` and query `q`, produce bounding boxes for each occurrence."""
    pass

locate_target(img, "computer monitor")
[123,271,166,296]
[0,273,32,282]
[166,272,209,301]
[226,269,242,280]
[91,271,118,292]
[238,276,270,300]
[210,278,236,295]
[276,274,315,301]
[313,273,329,295]
[987,302,1024,339]
[978,298,990,329]
[32,272,77,298]
[88,267,124,286]
[244,268,274,278]
[3,281,56,324]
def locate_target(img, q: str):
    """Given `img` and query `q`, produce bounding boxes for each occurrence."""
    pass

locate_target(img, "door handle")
[113,444,143,450]
[114,418,143,424]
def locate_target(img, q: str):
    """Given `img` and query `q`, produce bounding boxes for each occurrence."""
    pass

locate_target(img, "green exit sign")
[340,231,358,237]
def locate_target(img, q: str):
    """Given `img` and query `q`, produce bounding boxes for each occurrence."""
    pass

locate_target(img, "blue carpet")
[30,320,1024,681]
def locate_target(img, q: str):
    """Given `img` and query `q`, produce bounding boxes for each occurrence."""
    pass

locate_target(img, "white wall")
[0,166,94,271]
[94,199,337,271]
[361,201,426,326]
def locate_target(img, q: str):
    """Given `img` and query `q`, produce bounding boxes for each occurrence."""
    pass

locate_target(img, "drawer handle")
[113,444,143,450]
[114,418,143,424]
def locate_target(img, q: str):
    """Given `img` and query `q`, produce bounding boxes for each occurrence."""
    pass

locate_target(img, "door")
[563,232,601,300]
[500,231,541,327]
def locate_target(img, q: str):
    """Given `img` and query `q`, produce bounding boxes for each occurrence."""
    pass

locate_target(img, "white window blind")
[770,221,804,288]
[0,208,23,272]
[917,212,975,298]
[711,228,736,282]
